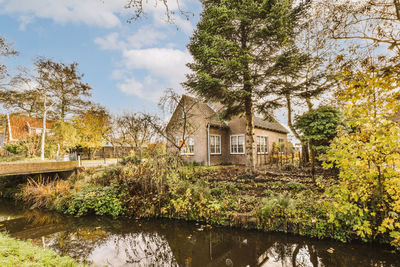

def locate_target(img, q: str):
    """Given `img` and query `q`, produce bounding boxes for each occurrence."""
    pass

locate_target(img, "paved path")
[80,158,119,168]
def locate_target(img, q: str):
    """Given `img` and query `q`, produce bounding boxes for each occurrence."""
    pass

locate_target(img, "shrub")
[211,187,227,198]
[120,154,142,165]
[4,143,25,155]
[286,182,305,191]
[57,185,125,217]
[259,193,297,218]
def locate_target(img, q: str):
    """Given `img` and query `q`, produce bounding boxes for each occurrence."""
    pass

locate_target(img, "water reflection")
[0,200,399,267]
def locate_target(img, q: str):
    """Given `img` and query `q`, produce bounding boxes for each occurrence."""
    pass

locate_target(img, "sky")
[0,0,296,141]
[0,0,202,115]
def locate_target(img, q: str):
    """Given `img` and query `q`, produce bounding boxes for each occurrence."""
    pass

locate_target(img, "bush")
[259,193,297,218]
[56,185,125,217]
[4,143,25,155]
[120,154,142,165]
[286,182,306,191]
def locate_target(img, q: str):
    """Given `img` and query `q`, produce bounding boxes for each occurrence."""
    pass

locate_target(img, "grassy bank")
[11,153,400,250]
[0,233,84,267]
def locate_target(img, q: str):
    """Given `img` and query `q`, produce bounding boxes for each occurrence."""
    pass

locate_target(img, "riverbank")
[1,200,398,266]
[8,155,400,250]
[0,233,84,266]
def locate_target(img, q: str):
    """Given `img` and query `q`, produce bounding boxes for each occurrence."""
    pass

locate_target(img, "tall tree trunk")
[286,94,302,141]
[306,98,313,111]
[286,93,308,167]
[240,21,255,174]
[302,144,309,165]
[245,94,255,173]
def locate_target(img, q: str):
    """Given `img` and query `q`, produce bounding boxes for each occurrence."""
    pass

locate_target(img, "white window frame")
[177,136,195,155]
[210,135,221,155]
[257,135,268,154]
[230,134,245,155]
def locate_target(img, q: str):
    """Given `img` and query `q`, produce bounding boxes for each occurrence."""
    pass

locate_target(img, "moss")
[0,233,85,267]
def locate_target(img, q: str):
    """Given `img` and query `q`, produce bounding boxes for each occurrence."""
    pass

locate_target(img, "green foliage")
[286,181,305,191]
[57,185,125,217]
[295,106,344,156]
[259,193,297,218]
[210,187,227,198]
[120,154,142,165]
[0,233,84,267]
[185,0,309,171]
[4,143,24,154]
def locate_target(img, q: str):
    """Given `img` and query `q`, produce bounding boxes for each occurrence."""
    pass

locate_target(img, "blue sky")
[0,0,297,141]
[0,0,202,115]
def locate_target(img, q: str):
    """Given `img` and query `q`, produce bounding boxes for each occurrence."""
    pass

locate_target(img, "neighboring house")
[166,95,289,166]
[2,114,54,143]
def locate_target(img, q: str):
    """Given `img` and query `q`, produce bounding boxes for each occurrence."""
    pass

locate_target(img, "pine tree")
[185,0,308,172]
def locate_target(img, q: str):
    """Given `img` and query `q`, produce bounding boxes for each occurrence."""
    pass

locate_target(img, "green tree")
[324,67,400,247]
[295,106,344,179]
[294,106,344,156]
[185,0,308,172]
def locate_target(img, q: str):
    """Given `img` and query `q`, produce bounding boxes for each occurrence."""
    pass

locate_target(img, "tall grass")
[18,177,71,209]
[259,193,297,218]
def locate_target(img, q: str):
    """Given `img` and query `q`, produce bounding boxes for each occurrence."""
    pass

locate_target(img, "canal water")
[0,199,399,267]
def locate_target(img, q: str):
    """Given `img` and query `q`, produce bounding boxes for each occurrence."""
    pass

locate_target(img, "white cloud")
[117,75,167,103]
[117,76,144,96]
[122,48,191,83]
[95,26,168,50]
[18,15,33,30]
[95,32,125,50]
[114,48,190,102]
[126,26,168,48]
[0,0,127,28]
[0,0,194,30]
[97,28,192,102]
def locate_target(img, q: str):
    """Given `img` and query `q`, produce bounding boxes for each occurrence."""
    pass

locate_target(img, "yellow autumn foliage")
[325,67,400,247]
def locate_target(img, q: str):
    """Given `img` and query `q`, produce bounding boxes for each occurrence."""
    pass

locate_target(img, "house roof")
[8,114,54,140]
[254,116,289,134]
[181,95,289,134]
[179,95,228,128]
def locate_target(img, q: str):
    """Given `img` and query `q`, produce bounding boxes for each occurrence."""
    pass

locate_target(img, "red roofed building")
[3,114,54,143]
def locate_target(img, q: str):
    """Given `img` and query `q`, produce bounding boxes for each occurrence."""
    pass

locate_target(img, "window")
[210,135,221,154]
[230,135,245,154]
[177,136,194,155]
[278,138,285,153]
[257,136,268,154]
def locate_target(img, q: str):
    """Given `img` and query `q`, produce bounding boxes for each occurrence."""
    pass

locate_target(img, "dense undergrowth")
[13,152,400,250]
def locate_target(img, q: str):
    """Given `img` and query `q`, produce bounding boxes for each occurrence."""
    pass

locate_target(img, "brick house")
[2,114,54,144]
[166,95,289,166]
